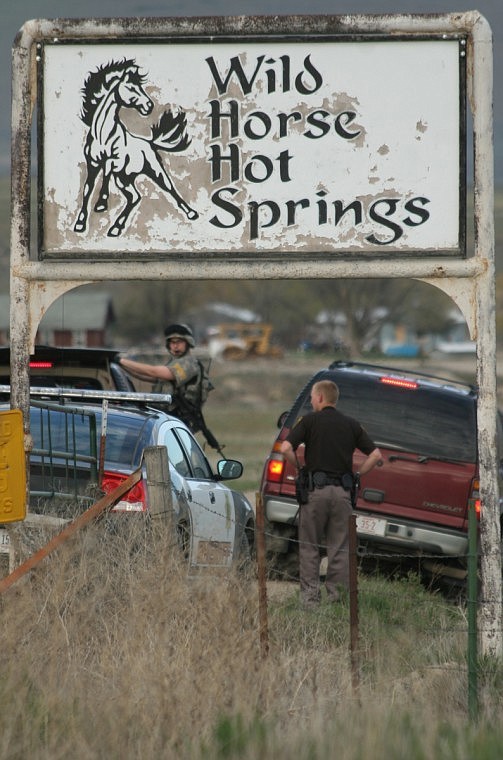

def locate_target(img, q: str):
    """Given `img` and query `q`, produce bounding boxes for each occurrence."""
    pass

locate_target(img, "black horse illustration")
[74,59,198,238]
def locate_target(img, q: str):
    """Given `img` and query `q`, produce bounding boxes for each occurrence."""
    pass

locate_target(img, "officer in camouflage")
[117,323,204,422]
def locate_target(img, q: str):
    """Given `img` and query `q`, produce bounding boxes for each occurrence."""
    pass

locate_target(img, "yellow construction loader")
[207,323,283,360]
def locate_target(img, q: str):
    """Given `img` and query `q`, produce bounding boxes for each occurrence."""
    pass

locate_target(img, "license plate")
[356,515,386,537]
[0,531,10,547]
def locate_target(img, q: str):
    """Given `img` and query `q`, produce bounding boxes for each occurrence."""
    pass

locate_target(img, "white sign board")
[40,37,465,260]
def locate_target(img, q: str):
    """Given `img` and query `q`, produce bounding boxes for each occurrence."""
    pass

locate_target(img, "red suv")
[260,361,503,584]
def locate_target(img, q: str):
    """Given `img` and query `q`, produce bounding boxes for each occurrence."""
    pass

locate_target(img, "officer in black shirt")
[280,379,382,610]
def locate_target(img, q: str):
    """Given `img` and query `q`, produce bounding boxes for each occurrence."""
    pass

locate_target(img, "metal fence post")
[467,502,479,721]
[255,491,269,659]
[349,513,360,693]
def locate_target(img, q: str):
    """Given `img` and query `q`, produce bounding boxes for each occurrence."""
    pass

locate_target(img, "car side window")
[175,427,213,480]
[164,428,192,478]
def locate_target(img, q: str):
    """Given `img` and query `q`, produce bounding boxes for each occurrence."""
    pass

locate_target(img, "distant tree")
[112,281,198,344]
[108,276,463,352]
[215,280,318,348]
[303,278,455,355]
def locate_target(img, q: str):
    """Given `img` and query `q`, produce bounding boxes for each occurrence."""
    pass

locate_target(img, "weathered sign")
[0,410,26,523]
[40,36,465,259]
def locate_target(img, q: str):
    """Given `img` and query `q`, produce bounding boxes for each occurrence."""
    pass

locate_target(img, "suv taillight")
[102,471,147,512]
[266,453,285,483]
[469,478,481,520]
[380,375,418,390]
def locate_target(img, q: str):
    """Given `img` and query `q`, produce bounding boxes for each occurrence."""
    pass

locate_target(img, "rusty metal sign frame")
[10,13,501,656]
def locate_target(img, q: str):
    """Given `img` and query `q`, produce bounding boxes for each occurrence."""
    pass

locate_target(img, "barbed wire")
[11,485,503,614]
[5,489,501,713]
[180,493,503,614]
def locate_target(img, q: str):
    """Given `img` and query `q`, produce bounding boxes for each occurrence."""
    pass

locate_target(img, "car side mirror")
[217,459,243,480]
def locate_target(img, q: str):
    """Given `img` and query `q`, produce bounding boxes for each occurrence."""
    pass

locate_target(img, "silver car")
[2,388,255,573]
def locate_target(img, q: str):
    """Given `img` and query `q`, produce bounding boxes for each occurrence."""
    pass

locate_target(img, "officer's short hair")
[313,380,339,405]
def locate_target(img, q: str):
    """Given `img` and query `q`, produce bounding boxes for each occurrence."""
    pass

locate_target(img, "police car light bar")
[0,385,172,404]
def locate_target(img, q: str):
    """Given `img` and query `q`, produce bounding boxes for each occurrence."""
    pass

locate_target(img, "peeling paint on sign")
[40,38,464,258]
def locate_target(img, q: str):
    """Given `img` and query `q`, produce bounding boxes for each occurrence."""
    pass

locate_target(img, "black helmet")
[164,323,195,348]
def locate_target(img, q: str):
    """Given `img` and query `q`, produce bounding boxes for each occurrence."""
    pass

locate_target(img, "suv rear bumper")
[264,495,468,559]
[356,511,468,558]
[266,496,299,526]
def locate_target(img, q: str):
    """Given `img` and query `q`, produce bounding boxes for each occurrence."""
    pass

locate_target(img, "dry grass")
[1,355,503,757]
[1,519,503,758]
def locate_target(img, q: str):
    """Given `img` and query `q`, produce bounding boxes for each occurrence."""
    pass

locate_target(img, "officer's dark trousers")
[298,484,351,606]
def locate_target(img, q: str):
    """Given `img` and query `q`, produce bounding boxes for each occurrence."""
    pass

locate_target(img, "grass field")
[1,518,502,758]
[2,517,503,758]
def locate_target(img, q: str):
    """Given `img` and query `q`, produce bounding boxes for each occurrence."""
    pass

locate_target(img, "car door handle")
[362,488,384,503]
[209,491,216,504]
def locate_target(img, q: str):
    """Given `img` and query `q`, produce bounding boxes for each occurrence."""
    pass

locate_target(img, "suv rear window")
[287,370,477,463]
[29,406,156,469]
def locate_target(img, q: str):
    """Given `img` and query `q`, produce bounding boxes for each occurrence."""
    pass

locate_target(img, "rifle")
[195,410,226,458]
[173,395,226,457]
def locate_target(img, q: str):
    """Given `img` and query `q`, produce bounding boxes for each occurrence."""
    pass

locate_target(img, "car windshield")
[30,405,155,468]
[289,372,477,463]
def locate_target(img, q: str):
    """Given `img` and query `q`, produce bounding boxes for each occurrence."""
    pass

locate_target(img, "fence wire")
[6,479,502,629]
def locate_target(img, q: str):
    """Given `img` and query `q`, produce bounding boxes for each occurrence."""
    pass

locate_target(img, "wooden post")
[255,491,269,659]
[144,446,173,519]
